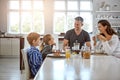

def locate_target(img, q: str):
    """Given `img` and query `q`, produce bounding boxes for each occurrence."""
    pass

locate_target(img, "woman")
[40,34,56,60]
[93,20,120,57]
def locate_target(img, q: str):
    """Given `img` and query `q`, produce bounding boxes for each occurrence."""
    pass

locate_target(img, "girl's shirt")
[41,45,53,60]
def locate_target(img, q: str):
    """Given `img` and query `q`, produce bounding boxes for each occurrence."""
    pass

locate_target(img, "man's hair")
[75,16,84,22]
[27,32,40,46]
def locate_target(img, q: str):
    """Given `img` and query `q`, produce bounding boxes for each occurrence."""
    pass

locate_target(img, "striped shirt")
[27,46,43,77]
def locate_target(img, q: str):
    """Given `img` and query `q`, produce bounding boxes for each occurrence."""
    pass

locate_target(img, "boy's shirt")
[27,46,43,77]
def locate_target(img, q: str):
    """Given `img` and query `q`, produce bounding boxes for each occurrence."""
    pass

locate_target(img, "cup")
[65,48,71,59]
[73,42,80,54]
[81,46,85,57]
[83,47,91,59]
[83,51,91,59]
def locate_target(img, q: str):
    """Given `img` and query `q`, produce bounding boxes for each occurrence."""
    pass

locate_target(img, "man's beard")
[75,27,80,31]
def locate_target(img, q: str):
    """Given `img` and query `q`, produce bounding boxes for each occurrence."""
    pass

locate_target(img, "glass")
[65,48,71,59]
[81,46,85,57]
[72,40,80,54]
[83,46,91,59]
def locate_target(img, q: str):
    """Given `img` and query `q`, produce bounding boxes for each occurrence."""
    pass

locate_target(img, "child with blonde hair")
[40,34,56,60]
[27,32,42,77]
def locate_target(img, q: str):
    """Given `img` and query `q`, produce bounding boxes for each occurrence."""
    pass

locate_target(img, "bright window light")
[9,12,19,33]
[54,1,65,10]
[80,12,93,33]
[9,1,19,9]
[80,1,92,10]
[33,1,43,10]
[21,1,31,10]
[67,1,78,10]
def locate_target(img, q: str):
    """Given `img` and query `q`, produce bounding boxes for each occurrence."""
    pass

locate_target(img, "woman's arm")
[102,35,119,55]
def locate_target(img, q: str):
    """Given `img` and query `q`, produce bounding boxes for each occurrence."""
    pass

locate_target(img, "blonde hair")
[27,32,40,46]
[40,34,52,51]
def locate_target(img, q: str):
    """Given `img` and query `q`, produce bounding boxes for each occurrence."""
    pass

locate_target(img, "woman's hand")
[97,35,107,42]
[92,36,97,46]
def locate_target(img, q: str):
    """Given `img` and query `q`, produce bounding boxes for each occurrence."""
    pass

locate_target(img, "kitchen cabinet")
[11,38,20,56]
[0,38,20,56]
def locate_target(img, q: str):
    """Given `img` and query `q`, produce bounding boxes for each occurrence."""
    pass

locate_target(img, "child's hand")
[53,50,60,56]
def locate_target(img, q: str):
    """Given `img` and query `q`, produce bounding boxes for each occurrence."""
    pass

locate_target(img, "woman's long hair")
[40,34,52,51]
[98,20,117,35]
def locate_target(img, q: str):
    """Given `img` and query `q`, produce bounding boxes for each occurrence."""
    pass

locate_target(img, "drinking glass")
[83,46,91,59]
[65,48,71,59]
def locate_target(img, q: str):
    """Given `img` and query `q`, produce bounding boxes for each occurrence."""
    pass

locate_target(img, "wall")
[0,0,7,32]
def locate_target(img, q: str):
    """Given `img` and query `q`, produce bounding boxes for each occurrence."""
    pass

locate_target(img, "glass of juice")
[65,48,71,59]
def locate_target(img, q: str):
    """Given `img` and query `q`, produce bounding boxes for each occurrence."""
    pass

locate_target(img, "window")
[54,0,93,34]
[8,0,44,34]
[8,0,93,34]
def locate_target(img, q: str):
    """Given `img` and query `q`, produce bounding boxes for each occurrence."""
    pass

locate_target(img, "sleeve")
[85,32,91,42]
[64,31,70,40]
[41,46,52,55]
[101,36,119,55]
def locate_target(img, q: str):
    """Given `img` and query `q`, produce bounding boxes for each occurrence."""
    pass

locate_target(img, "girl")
[40,34,56,60]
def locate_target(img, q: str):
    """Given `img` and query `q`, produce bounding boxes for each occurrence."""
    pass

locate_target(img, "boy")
[27,32,42,77]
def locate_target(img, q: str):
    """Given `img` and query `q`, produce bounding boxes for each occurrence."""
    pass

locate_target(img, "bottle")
[73,40,80,54]
[83,46,91,59]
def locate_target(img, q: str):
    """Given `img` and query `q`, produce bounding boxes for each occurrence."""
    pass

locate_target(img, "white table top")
[34,54,120,80]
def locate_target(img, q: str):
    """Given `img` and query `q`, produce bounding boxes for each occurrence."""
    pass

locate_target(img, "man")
[63,16,91,50]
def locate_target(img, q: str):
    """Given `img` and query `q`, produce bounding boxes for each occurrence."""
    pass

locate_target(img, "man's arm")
[63,39,69,50]
[86,41,91,48]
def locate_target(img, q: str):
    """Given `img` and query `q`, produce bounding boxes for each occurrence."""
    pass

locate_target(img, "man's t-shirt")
[64,29,90,49]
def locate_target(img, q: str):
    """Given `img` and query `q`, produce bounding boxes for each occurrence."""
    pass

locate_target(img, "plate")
[91,52,107,55]
[47,54,65,58]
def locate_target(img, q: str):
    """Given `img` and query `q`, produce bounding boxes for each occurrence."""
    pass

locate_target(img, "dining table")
[34,54,120,80]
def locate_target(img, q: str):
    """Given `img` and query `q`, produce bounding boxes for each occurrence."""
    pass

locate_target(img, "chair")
[21,49,33,80]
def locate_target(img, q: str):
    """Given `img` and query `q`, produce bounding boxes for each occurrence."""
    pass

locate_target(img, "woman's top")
[27,46,43,77]
[95,34,120,57]
[41,45,53,60]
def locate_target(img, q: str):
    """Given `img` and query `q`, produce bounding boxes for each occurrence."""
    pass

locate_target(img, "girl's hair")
[27,32,40,46]
[98,20,117,35]
[40,34,52,51]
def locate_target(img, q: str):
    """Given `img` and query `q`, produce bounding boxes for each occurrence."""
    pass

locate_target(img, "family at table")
[26,16,120,78]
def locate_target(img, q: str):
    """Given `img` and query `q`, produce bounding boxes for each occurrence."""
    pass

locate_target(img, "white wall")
[0,0,7,32]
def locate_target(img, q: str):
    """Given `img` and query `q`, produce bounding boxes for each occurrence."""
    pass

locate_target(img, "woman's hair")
[98,20,117,35]
[27,32,40,46]
[40,34,52,51]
